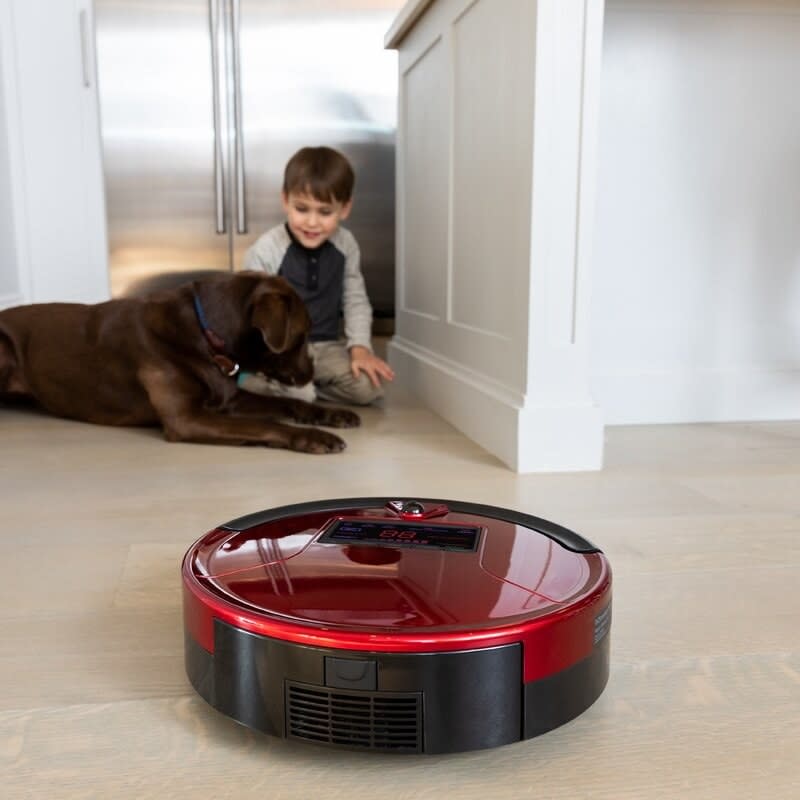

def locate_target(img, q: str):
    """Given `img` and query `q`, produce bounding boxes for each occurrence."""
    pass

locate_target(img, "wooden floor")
[1,387,799,799]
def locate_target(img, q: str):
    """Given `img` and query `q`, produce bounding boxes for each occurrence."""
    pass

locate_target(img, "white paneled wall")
[400,35,448,321]
[389,0,605,472]
[592,0,800,423]
[449,0,533,355]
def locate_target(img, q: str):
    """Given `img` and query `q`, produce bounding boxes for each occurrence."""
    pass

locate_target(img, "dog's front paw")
[289,428,347,454]
[318,407,361,429]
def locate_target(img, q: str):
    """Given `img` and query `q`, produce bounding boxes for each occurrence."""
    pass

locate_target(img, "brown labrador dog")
[0,271,359,453]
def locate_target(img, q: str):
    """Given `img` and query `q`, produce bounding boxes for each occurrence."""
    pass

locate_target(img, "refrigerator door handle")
[209,0,227,234]
[231,0,247,234]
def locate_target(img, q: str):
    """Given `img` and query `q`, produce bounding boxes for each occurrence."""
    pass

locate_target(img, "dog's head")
[242,275,314,387]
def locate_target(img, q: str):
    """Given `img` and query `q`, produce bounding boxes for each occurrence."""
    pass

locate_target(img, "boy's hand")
[350,345,395,388]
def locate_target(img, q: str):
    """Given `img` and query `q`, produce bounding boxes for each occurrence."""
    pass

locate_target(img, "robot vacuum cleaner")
[183,497,612,754]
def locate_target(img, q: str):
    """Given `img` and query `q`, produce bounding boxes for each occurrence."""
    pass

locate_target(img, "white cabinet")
[0,0,108,308]
[387,0,606,472]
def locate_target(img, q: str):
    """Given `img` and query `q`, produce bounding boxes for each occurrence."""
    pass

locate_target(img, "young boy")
[238,146,394,405]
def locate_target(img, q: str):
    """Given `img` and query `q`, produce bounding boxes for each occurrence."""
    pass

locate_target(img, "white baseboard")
[592,366,800,424]
[0,292,24,310]
[388,337,605,473]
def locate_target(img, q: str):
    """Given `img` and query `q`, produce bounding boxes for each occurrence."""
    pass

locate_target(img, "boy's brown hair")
[283,146,355,204]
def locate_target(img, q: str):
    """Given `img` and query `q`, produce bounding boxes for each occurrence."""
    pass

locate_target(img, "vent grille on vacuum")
[285,681,423,752]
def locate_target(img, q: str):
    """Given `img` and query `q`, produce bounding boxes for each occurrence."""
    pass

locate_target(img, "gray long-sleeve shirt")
[242,223,373,351]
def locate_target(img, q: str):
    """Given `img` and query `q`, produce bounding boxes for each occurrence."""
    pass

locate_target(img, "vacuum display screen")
[320,518,481,552]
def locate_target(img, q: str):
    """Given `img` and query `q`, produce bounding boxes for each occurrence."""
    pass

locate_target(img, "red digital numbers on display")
[379,530,417,540]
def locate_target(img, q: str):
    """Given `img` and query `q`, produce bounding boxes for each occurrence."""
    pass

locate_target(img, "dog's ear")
[251,289,306,353]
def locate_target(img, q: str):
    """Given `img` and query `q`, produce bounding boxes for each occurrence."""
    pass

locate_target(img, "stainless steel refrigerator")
[94,0,400,318]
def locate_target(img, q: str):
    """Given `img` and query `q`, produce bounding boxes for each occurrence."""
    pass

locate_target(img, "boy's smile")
[282,191,352,250]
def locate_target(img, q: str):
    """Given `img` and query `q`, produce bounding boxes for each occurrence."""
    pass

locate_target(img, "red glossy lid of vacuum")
[185,498,608,634]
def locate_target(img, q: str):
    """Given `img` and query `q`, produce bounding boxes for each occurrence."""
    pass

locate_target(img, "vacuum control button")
[324,657,377,691]
[387,500,451,520]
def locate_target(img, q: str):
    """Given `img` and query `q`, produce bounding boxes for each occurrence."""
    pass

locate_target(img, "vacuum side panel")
[208,620,522,753]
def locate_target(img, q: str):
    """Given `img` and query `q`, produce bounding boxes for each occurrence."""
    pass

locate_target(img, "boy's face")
[282,191,352,249]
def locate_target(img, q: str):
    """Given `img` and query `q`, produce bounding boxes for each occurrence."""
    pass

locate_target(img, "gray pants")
[238,340,383,406]
[309,340,383,405]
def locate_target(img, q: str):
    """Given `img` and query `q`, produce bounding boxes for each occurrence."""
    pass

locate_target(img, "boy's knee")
[349,377,384,406]
[320,373,383,405]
